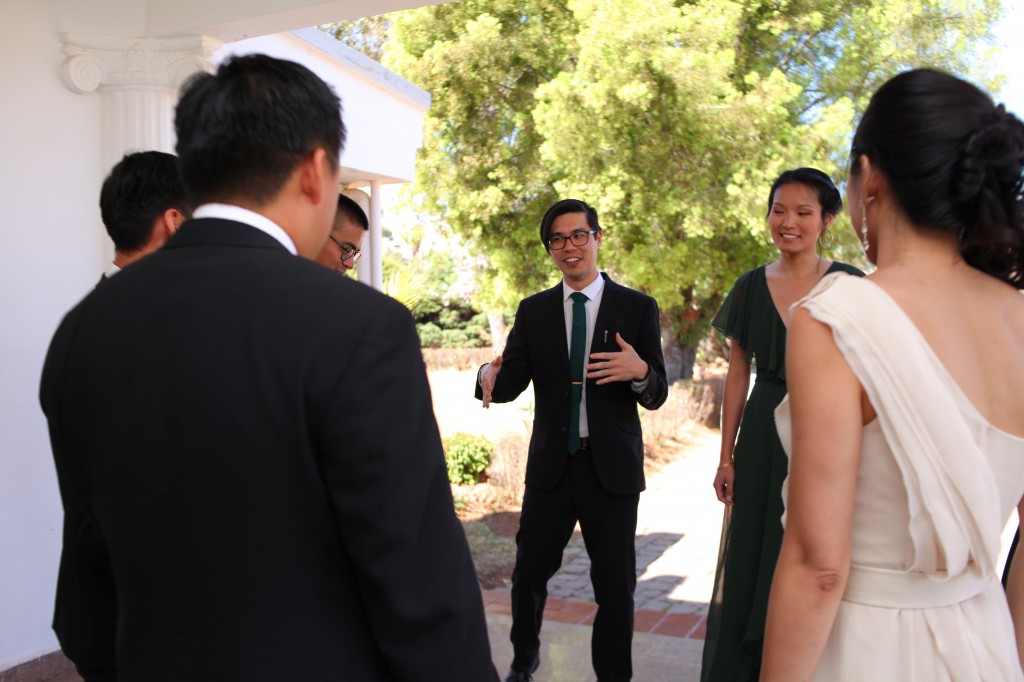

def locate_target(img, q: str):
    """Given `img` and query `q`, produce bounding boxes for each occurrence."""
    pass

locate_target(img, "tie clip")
[571,381,583,385]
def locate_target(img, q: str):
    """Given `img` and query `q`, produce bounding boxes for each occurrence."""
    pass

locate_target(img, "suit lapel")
[551,274,622,378]
[547,284,570,374]
[593,273,622,355]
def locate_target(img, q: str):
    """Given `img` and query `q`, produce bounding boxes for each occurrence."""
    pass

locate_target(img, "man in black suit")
[99,150,191,277]
[477,199,668,681]
[41,54,496,682]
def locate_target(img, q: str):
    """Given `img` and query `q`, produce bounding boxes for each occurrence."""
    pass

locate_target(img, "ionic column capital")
[60,34,218,94]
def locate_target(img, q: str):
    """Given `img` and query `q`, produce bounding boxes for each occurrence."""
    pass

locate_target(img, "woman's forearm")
[761,543,847,681]
[719,339,750,465]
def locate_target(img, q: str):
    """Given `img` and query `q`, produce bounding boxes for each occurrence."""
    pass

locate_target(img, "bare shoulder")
[787,305,846,369]
[788,304,828,337]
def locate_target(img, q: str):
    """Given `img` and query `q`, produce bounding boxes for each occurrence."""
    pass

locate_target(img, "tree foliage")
[379,0,999,378]
[386,1,579,312]
[319,15,394,62]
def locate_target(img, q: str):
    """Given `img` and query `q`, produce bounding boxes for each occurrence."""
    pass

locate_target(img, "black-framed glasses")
[329,235,362,262]
[548,230,598,250]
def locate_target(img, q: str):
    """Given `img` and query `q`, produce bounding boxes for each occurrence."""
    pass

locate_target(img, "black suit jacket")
[41,218,496,681]
[476,274,668,495]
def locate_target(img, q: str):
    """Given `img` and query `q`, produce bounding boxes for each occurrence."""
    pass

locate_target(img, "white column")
[342,188,372,287]
[60,34,217,172]
[355,245,372,286]
[369,179,383,291]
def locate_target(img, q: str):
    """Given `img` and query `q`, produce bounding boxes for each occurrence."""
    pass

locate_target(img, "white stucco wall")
[0,1,109,669]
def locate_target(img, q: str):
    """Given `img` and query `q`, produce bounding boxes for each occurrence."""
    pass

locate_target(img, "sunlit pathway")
[484,429,723,680]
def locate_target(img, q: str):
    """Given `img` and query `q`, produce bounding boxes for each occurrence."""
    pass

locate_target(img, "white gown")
[775,273,1024,681]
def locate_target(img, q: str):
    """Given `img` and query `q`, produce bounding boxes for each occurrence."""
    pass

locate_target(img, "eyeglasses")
[328,235,362,262]
[548,230,598,250]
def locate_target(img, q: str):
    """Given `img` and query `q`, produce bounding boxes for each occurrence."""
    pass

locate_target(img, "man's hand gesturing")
[480,355,503,408]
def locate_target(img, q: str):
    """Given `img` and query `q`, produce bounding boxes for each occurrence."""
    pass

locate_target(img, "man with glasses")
[477,198,668,681]
[314,193,367,275]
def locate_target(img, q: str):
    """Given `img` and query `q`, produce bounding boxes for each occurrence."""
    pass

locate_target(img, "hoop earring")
[859,200,870,251]
[765,228,776,247]
[817,228,835,251]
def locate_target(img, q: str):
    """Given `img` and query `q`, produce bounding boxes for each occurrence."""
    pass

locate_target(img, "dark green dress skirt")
[700,262,863,681]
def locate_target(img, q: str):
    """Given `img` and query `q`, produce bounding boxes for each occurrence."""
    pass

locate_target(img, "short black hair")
[539,199,601,251]
[174,54,345,207]
[767,168,843,220]
[99,151,190,253]
[336,194,368,231]
[851,69,1024,286]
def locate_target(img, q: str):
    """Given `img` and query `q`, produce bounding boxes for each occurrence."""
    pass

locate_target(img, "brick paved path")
[483,428,724,644]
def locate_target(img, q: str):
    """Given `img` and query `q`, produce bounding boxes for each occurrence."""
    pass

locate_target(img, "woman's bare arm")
[761,306,864,681]
[713,338,750,505]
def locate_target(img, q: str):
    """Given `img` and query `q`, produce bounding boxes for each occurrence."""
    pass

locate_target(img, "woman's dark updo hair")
[850,68,1024,287]
[766,167,843,220]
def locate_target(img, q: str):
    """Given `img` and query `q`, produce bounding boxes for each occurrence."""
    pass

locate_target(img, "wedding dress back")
[776,273,1024,681]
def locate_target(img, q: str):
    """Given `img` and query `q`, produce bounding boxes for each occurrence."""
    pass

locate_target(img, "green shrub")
[414,300,492,348]
[437,306,464,329]
[417,322,444,349]
[440,327,477,348]
[443,432,494,485]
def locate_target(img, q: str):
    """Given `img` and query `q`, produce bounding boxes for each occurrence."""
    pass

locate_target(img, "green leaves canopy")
[383,0,999,377]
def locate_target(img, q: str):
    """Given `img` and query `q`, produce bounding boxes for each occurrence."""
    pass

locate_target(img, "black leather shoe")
[504,660,540,682]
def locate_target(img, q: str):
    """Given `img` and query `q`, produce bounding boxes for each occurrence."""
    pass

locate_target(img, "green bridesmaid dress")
[700,262,863,681]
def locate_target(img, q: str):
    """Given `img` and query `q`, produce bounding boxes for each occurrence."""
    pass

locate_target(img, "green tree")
[532,0,997,375]
[319,14,394,61]
[386,0,578,316]
[382,0,999,378]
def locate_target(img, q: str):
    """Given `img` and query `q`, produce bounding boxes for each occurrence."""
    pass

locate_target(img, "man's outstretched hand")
[480,355,503,408]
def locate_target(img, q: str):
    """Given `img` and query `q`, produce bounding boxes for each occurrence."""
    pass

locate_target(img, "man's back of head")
[174,54,346,256]
[99,150,190,271]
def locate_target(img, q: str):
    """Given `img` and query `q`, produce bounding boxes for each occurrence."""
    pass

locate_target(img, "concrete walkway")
[483,430,724,681]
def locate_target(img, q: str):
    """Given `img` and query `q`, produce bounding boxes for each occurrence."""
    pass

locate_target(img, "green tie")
[568,292,588,454]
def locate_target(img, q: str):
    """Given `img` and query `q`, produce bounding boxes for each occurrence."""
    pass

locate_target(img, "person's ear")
[857,154,882,205]
[823,212,835,231]
[162,208,186,237]
[299,148,332,206]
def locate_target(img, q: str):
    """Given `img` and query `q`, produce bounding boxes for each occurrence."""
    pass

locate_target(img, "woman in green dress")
[700,168,864,681]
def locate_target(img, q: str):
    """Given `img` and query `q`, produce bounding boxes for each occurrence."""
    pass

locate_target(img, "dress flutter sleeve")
[712,268,760,367]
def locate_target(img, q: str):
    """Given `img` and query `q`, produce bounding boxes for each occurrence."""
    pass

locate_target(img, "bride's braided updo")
[850,69,1024,286]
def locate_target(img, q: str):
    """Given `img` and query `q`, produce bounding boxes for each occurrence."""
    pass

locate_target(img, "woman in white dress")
[762,69,1024,681]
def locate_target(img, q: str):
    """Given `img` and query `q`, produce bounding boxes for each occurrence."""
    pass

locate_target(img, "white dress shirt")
[562,275,606,439]
[192,203,297,255]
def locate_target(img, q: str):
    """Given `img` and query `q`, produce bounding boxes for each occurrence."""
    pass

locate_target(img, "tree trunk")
[660,308,697,383]
[661,333,695,384]
[487,311,508,355]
